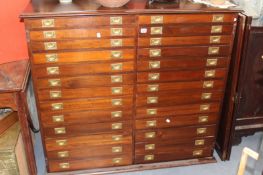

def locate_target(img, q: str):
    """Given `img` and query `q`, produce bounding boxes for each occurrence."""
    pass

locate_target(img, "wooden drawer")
[37,85,134,101]
[136,90,223,107]
[138,35,233,47]
[35,74,135,89]
[135,125,216,142]
[138,24,234,37]
[137,80,225,94]
[39,95,133,112]
[137,68,227,83]
[135,113,219,130]
[138,14,237,24]
[32,49,135,64]
[135,147,213,164]
[48,154,132,172]
[47,144,132,160]
[25,15,136,29]
[34,61,135,78]
[45,132,132,152]
[40,109,133,126]
[30,27,136,41]
[136,102,220,119]
[30,38,135,52]
[137,57,229,71]
[138,46,231,58]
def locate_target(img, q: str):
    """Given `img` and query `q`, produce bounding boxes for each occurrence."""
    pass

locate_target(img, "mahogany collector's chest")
[21,0,242,173]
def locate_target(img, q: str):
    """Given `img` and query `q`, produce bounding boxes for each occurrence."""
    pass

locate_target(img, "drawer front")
[137,80,225,94]
[45,133,132,152]
[136,102,220,119]
[137,57,229,71]
[138,14,237,24]
[137,68,227,83]
[38,85,134,101]
[25,16,136,29]
[30,27,136,40]
[135,125,216,142]
[138,46,231,58]
[43,121,132,138]
[35,74,135,89]
[138,35,232,47]
[135,113,219,130]
[47,144,132,160]
[139,24,234,37]
[41,109,133,126]
[31,38,135,52]
[48,154,132,172]
[39,96,133,112]
[34,61,135,78]
[32,49,135,64]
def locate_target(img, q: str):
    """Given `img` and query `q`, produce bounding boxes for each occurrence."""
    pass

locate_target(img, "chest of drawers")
[21,0,242,173]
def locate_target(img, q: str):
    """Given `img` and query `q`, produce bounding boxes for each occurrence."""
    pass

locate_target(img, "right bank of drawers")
[135,14,236,163]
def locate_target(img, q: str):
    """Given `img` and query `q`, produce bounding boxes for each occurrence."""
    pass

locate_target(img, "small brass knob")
[149,49,161,57]
[48,79,61,87]
[145,144,155,150]
[111,75,123,83]
[111,39,122,47]
[111,111,122,118]
[54,127,66,134]
[50,91,62,98]
[150,38,162,46]
[112,146,123,153]
[112,135,122,141]
[59,163,69,169]
[111,28,123,36]
[46,54,58,63]
[110,17,122,25]
[42,19,55,28]
[112,99,122,106]
[146,120,157,127]
[112,158,122,164]
[44,42,57,50]
[112,123,123,130]
[151,16,163,24]
[198,116,209,123]
[148,73,160,81]
[212,15,224,22]
[193,150,203,156]
[51,103,63,110]
[203,81,214,88]
[205,70,216,78]
[43,31,56,39]
[111,63,123,71]
[145,132,156,138]
[149,61,161,69]
[58,151,69,158]
[144,154,154,161]
[211,26,223,33]
[195,139,205,146]
[197,128,207,135]
[148,84,159,92]
[52,115,64,123]
[147,109,157,115]
[151,27,163,35]
[147,97,158,104]
[56,140,67,146]
[111,51,122,59]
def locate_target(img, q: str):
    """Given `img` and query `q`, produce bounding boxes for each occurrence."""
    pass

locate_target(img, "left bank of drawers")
[25,15,136,172]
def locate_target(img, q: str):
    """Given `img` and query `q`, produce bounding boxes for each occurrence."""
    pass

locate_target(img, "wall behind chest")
[0,0,29,64]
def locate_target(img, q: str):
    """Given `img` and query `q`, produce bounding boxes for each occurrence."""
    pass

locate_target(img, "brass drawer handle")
[51,103,63,110]
[58,151,69,158]
[48,79,61,87]
[211,26,223,33]
[111,63,123,71]
[145,132,156,138]
[149,61,160,69]
[151,27,163,35]
[111,51,122,59]
[59,163,70,169]
[111,28,123,36]
[112,99,122,106]
[147,109,157,115]
[112,158,122,164]
[43,31,56,39]
[47,67,59,75]
[208,47,220,55]
[42,19,55,28]
[147,97,158,104]
[150,38,162,46]
[52,115,64,123]
[197,128,207,135]
[46,54,58,63]
[112,135,123,141]
[193,150,203,156]
[112,146,123,153]
[54,127,66,134]
[149,49,161,57]
[111,111,122,118]
[200,104,210,111]
[111,39,122,47]
[111,75,123,83]
[50,91,62,99]
[212,14,224,22]
[111,87,123,95]
[199,116,209,123]
[203,81,214,88]
[151,16,163,24]
[145,154,155,161]
[44,42,57,50]
[112,123,123,130]
[148,73,160,81]
[206,58,218,66]
[110,16,122,25]
[146,120,157,127]
[205,70,216,78]
[195,139,205,146]
[56,140,67,146]
[210,36,221,44]
[201,93,212,100]
[148,84,159,92]
[145,144,155,150]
